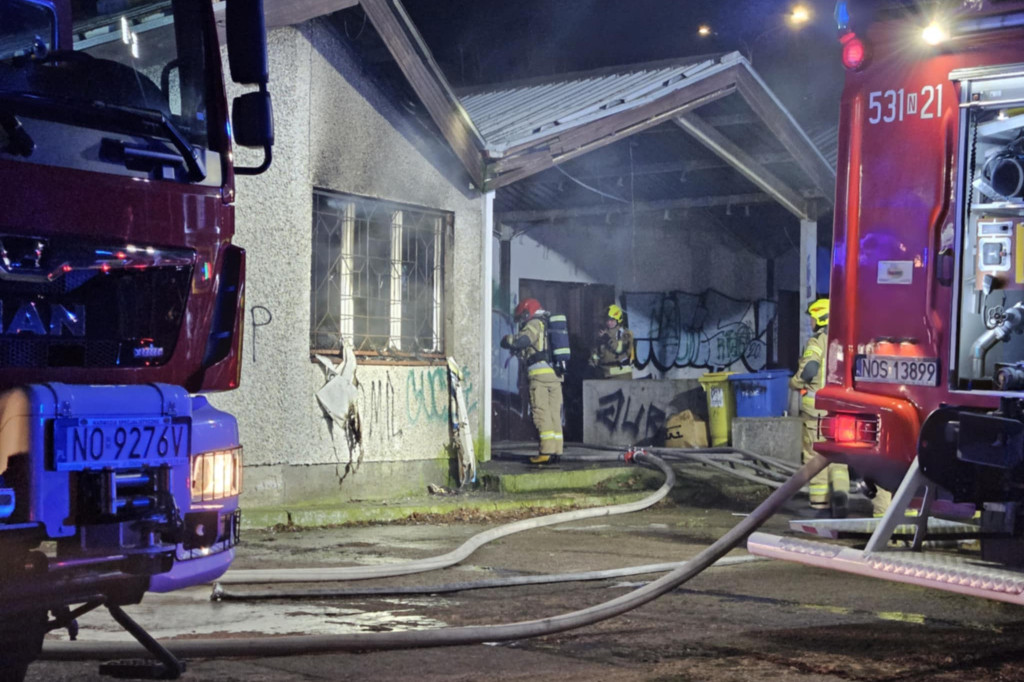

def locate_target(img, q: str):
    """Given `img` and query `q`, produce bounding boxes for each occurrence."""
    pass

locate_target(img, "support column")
[481,191,495,461]
[498,226,512,314]
[767,258,776,366]
[799,218,817,351]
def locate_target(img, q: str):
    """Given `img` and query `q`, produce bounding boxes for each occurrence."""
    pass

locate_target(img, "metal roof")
[461,54,744,156]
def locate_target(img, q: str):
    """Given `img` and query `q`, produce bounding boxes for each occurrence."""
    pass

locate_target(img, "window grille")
[311,190,449,358]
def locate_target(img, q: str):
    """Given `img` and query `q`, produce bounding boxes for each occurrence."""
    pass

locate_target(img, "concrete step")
[481,453,659,494]
[748,531,1024,605]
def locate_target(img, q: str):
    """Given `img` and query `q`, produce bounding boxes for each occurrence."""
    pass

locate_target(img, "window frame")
[310,189,452,364]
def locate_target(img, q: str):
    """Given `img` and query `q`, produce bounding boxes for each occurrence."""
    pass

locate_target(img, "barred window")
[311,190,450,358]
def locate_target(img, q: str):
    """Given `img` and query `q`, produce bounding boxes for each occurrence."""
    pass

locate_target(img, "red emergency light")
[840,31,867,70]
[820,413,878,444]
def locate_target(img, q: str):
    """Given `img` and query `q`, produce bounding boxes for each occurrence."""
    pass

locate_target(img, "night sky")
[399,0,846,133]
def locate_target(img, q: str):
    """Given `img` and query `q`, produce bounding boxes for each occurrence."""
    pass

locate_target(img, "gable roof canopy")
[352,0,833,221]
[460,53,835,220]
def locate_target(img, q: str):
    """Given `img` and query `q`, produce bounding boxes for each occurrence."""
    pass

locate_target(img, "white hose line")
[685,454,791,489]
[213,555,766,601]
[41,455,827,660]
[219,453,675,584]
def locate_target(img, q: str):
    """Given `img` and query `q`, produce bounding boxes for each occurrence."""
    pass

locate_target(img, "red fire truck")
[0,0,272,677]
[749,0,1024,603]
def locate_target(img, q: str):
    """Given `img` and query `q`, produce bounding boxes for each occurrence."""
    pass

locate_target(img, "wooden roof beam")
[264,0,359,28]
[528,153,795,184]
[734,63,836,202]
[360,0,488,189]
[674,113,812,220]
[214,1,359,42]
[496,192,775,223]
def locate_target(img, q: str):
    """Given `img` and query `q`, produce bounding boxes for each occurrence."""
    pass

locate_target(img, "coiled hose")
[42,454,827,660]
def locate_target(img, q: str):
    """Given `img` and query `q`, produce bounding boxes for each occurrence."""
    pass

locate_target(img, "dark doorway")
[506,279,615,443]
[776,289,800,372]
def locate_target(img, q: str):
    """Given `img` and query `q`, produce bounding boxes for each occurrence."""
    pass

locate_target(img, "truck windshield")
[0,0,215,179]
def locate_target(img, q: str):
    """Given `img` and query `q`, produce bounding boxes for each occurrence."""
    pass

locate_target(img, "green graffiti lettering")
[406,367,449,424]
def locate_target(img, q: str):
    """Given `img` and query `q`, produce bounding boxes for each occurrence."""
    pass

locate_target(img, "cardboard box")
[664,410,709,448]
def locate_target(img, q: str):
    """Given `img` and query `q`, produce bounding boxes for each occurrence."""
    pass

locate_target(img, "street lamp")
[788,4,812,28]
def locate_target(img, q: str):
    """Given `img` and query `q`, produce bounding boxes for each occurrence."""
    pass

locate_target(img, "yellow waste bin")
[698,371,736,446]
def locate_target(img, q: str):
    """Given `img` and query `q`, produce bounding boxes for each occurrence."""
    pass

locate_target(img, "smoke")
[406,0,842,133]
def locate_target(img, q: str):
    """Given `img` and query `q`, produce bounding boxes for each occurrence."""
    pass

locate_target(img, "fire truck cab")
[749,0,1024,603]
[0,0,272,678]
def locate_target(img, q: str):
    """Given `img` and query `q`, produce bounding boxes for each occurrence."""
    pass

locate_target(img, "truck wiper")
[0,111,34,157]
[0,90,205,181]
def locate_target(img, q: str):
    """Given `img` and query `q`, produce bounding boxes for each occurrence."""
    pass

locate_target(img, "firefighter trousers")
[801,413,849,508]
[529,374,564,455]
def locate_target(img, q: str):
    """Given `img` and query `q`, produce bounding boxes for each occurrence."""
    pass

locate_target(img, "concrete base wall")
[731,417,803,464]
[241,458,451,507]
[582,379,706,447]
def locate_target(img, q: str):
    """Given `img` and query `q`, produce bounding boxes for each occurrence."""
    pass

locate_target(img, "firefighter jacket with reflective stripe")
[790,328,827,416]
[591,325,634,372]
[510,318,556,377]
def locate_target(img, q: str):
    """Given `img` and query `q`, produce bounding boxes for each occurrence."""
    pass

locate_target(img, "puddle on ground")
[45,587,449,642]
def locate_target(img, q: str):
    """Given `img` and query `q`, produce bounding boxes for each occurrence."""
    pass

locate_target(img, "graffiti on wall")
[406,366,476,426]
[624,290,776,372]
[359,373,402,441]
[595,388,667,442]
[351,367,477,441]
[491,311,520,396]
[406,368,448,425]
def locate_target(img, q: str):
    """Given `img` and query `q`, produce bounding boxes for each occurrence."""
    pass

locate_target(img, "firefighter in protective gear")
[590,304,635,378]
[501,298,564,464]
[790,298,850,517]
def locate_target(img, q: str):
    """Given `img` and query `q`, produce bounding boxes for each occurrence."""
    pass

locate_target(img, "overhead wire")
[554,164,629,204]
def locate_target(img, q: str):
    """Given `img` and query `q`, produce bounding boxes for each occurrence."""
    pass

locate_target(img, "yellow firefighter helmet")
[607,304,624,323]
[808,298,829,327]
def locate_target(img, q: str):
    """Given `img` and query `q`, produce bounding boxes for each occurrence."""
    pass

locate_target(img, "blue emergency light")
[834,1,851,31]
[0,488,14,519]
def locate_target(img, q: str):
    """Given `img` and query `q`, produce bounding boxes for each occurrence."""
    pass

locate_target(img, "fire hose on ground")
[212,556,764,601]
[219,447,799,586]
[40,454,828,661]
[216,450,679,584]
[213,446,792,600]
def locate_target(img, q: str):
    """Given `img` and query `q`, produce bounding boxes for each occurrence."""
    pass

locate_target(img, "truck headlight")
[190,447,242,502]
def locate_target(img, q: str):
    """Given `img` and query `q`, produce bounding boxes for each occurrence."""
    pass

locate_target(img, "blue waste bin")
[728,369,791,418]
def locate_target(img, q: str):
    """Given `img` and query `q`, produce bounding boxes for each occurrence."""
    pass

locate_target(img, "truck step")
[747,532,1024,605]
[789,516,980,540]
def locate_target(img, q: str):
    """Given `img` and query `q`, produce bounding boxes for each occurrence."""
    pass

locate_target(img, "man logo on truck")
[0,301,85,336]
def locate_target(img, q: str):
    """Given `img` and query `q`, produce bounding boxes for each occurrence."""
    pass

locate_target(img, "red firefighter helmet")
[514,298,542,323]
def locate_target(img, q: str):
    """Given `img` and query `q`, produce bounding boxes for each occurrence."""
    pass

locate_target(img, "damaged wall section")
[214,21,486,507]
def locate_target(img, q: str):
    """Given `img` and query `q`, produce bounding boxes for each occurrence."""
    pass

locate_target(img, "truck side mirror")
[225,0,273,175]
[232,91,273,159]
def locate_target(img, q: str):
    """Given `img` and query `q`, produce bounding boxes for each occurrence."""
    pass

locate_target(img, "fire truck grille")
[0,266,192,368]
